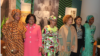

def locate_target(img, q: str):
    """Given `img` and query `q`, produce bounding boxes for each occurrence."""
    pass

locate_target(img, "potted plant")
[0,16,9,38]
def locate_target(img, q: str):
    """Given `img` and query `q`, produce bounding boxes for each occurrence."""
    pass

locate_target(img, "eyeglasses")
[51,20,57,22]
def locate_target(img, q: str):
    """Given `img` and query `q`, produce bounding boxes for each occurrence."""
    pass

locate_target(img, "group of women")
[2,9,96,56]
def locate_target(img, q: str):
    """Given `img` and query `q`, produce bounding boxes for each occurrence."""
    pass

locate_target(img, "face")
[13,12,21,21]
[67,17,73,25]
[89,17,94,24]
[76,18,82,25]
[28,16,35,25]
[50,19,57,26]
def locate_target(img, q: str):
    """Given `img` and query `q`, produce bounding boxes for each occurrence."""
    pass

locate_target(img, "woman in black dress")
[70,16,85,56]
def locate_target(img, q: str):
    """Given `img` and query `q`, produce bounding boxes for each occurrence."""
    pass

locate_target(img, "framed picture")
[65,7,77,24]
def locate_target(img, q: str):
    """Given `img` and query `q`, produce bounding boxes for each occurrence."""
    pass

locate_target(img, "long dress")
[2,21,26,56]
[58,25,77,56]
[24,24,42,56]
[42,25,59,56]
[82,23,96,56]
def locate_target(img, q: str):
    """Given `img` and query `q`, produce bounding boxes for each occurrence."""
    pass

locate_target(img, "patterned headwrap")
[87,15,94,22]
[11,9,21,18]
[49,15,57,20]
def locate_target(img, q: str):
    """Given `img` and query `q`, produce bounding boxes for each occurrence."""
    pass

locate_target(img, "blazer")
[59,25,78,53]
[72,24,85,47]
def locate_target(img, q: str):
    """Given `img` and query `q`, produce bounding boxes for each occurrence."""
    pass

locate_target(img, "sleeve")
[2,24,7,36]
[83,26,85,47]
[42,26,47,48]
[22,26,27,39]
[72,36,75,45]
[72,28,78,53]
[58,27,64,46]
[38,26,42,47]
[2,24,16,49]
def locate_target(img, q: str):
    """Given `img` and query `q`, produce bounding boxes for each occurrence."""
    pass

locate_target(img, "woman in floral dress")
[42,16,59,56]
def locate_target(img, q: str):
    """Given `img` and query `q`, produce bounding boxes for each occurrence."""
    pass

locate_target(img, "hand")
[82,47,85,51]
[39,47,42,52]
[71,45,74,50]
[12,49,19,54]
[61,46,65,51]
[56,49,58,53]
[41,48,45,55]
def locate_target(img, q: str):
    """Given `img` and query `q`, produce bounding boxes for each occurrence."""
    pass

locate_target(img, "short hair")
[74,16,82,24]
[63,15,73,24]
[25,14,36,24]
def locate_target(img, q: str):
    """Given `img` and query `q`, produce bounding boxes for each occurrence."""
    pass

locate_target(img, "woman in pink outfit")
[24,14,42,56]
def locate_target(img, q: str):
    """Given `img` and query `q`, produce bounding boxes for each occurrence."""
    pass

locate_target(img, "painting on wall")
[34,0,59,29]
[65,7,77,24]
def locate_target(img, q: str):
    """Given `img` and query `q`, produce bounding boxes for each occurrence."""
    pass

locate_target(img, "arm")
[2,24,16,50]
[72,28,78,53]
[22,25,27,39]
[38,26,42,47]
[58,27,64,46]
[83,26,85,47]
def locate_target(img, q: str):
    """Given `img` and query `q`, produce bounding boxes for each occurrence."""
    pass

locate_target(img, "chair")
[93,41,97,56]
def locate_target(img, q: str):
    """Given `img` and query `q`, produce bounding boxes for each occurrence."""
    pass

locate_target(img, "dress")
[42,25,59,56]
[2,21,26,56]
[82,23,96,56]
[58,25,77,56]
[24,24,42,56]
[70,24,85,56]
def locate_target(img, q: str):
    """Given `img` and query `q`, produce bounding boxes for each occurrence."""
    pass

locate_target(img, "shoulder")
[35,24,41,28]
[72,24,76,27]
[3,22,12,27]
[71,25,75,29]
[81,25,85,29]
[59,25,65,30]
[92,24,96,29]
[43,25,49,29]
[54,26,58,29]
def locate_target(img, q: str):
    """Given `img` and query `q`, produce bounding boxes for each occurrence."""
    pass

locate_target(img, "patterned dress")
[82,23,96,56]
[42,25,59,56]
[2,21,26,56]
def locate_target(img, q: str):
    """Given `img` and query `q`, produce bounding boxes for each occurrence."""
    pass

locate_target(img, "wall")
[72,0,82,16]
[57,0,72,29]
[15,0,82,29]
[81,0,100,40]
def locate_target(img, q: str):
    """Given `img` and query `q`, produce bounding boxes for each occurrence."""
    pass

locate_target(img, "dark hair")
[25,14,36,24]
[74,16,82,24]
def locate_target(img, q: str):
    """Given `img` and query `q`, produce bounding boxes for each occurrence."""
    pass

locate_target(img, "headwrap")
[11,9,21,18]
[49,15,57,20]
[87,15,94,22]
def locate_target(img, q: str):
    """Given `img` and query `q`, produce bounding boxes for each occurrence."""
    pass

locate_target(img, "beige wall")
[81,0,100,40]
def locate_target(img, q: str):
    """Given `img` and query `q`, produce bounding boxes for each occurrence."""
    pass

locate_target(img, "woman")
[2,9,26,56]
[24,14,42,56]
[58,15,77,56]
[42,16,59,56]
[82,15,96,56]
[70,16,85,56]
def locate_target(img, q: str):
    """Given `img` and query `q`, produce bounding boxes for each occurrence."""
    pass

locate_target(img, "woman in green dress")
[82,15,96,56]
[58,15,77,56]
[42,16,59,56]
